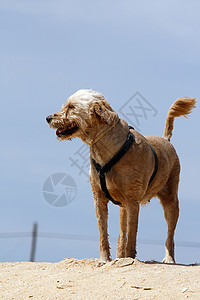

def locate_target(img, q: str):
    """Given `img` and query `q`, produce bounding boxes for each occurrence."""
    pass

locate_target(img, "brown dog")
[46,90,196,263]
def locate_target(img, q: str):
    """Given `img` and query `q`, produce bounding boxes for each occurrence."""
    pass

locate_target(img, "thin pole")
[30,222,38,262]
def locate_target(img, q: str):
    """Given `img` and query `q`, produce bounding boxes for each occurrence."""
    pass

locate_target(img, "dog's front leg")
[125,202,140,258]
[116,206,127,258]
[94,195,111,262]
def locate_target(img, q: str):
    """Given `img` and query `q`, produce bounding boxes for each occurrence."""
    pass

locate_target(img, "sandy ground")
[0,258,199,299]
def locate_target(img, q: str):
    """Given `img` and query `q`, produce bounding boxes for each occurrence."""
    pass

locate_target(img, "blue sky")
[0,0,199,264]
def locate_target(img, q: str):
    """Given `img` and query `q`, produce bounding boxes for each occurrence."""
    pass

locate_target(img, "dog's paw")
[162,256,175,264]
[100,255,112,263]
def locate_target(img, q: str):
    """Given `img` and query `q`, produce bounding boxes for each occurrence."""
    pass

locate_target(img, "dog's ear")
[93,100,118,125]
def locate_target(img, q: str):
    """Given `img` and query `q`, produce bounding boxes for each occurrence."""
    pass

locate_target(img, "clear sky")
[0,0,199,264]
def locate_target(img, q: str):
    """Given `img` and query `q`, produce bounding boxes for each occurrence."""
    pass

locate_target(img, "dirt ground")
[0,258,199,299]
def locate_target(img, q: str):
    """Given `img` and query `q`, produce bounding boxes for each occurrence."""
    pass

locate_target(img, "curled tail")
[163,97,197,142]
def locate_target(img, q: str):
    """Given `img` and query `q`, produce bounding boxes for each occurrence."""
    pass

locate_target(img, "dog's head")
[46,89,119,144]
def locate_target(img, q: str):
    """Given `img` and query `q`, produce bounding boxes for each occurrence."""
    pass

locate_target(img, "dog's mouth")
[56,122,79,138]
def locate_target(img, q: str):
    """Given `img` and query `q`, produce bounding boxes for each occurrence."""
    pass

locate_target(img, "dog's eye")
[68,105,75,109]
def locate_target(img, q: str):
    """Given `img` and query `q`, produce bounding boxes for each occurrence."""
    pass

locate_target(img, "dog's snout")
[46,115,53,123]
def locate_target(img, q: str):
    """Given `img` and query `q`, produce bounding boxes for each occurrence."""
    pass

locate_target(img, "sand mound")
[0,258,199,299]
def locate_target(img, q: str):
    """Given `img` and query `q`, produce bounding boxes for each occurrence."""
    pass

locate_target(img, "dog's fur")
[46,90,196,263]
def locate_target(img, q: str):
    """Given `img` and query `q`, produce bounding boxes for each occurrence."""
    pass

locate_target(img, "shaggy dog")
[46,90,196,263]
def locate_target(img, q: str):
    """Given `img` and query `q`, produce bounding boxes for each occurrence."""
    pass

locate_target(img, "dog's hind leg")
[125,202,140,258]
[116,207,127,258]
[157,176,179,264]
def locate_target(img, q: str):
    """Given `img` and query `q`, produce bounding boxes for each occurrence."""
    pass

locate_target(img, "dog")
[46,90,196,263]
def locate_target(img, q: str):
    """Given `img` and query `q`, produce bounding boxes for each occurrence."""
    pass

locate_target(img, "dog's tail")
[163,97,197,142]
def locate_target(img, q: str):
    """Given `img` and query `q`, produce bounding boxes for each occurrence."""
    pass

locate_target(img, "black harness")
[92,126,158,206]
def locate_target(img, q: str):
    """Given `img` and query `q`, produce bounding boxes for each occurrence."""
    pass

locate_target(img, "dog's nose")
[46,115,53,123]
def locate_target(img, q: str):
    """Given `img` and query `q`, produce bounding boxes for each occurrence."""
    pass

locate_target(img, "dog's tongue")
[56,128,66,136]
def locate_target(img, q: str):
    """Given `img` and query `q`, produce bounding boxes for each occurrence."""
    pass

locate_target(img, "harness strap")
[99,173,121,206]
[92,131,135,176]
[92,126,158,206]
[92,130,135,206]
[148,143,158,185]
